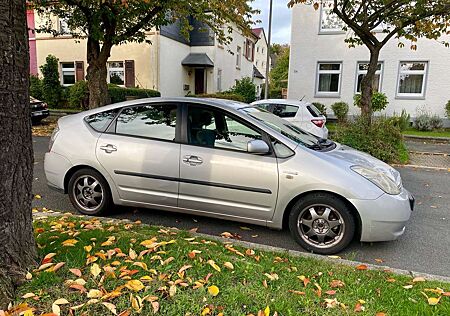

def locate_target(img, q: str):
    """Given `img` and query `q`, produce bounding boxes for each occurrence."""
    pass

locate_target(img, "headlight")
[48,125,60,151]
[351,165,401,195]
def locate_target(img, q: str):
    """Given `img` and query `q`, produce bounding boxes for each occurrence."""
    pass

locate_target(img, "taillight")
[48,125,60,151]
[311,119,324,128]
[43,102,48,109]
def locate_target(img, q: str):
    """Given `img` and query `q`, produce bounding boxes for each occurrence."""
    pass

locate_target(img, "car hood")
[325,144,401,185]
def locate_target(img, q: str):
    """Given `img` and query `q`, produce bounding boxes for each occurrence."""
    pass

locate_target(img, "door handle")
[183,155,203,166]
[100,144,117,154]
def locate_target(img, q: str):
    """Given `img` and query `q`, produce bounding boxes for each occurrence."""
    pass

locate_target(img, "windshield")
[241,107,320,147]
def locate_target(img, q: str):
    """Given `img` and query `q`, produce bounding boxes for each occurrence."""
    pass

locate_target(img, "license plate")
[32,111,45,116]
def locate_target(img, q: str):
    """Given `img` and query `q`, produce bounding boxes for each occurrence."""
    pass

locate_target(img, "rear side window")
[85,109,119,132]
[273,104,298,118]
[115,103,177,141]
[255,103,271,112]
[307,105,322,117]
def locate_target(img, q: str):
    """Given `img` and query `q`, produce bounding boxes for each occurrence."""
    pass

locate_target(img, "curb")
[404,134,450,142]
[393,164,449,171]
[32,211,450,283]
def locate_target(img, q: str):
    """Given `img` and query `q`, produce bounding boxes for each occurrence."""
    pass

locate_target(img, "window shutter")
[75,61,84,81]
[125,60,135,88]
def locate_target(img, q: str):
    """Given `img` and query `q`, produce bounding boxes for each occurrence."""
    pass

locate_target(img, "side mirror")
[247,139,270,155]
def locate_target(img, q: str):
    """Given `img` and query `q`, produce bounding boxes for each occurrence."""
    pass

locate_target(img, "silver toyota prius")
[44,97,414,254]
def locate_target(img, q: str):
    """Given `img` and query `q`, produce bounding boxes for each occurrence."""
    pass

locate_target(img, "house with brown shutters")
[29,11,263,98]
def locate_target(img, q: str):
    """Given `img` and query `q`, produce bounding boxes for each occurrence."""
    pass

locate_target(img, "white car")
[251,99,328,138]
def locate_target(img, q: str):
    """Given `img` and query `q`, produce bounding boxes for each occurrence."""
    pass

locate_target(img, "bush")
[414,112,433,131]
[68,81,89,110]
[389,109,410,132]
[108,85,161,104]
[333,117,406,163]
[29,75,43,100]
[312,102,327,116]
[353,92,389,112]
[446,100,450,118]
[269,87,282,99]
[228,77,256,103]
[331,102,349,122]
[187,93,245,102]
[430,114,443,130]
[40,55,63,107]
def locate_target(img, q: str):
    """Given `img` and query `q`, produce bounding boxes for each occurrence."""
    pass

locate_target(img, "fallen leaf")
[102,302,117,315]
[240,226,252,230]
[69,269,82,277]
[354,302,365,312]
[61,239,78,247]
[403,285,413,289]
[207,260,221,272]
[327,255,341,259]
[223,262,234,270]
[330,279,345,288]
[375,258,384,263]
[288,290,305,295]
[90,263,101,278]
[131,294,143,313]
[427,297,440,305]
[208,285,220,297]
[25,272,33,280]
[125,280,145,292]
[87,289,103,298]
[413,276,426,282]
[22,293,37,299]
[264,306,270,316]
[325,290,336,295]
[356,264,368,270]
[169,285,177,297]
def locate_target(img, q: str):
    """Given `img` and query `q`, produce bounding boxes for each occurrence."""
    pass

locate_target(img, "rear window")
[85,109,119,132]
[306,105,322,117]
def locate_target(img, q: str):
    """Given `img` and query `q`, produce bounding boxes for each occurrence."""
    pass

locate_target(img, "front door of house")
[195,68,205,94]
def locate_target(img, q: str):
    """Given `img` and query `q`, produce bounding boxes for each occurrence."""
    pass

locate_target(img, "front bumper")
[350,188,413,242]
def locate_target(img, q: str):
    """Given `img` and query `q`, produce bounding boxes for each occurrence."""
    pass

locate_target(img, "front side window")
[85,109,119,132]
[108,61,125,86]
[115,104,177,141]
[61,62,75,86]
[316,62,342,95]
[356,62,383,93]
[397,62,428,98]
[188,106,262,152]
[272,104,299,118]
[320,3,345,33]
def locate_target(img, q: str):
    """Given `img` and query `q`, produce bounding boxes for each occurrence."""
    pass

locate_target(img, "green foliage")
[269,87,282,99]
[446,100,450,118]
[187,93,245,102]
[29,75,43,100]
[331,102,349,122]
[389,109,411,132]
[312,102,327,116]
[430,115,444,130]
[354,92,389,112]
[108,85,160,104]
[333,117,406,163]
[40,55,63,107]
[269,47,289,89]
[228,77,256,103]
[68,81,89,110]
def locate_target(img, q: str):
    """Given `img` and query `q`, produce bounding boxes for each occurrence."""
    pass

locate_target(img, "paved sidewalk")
[406,139,450,169]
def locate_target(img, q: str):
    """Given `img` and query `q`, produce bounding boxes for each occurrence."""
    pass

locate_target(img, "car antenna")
[300,95,305,101]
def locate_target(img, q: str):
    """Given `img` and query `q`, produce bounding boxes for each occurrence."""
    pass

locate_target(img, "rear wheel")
[68,168,112,215]
[288,193,355,254]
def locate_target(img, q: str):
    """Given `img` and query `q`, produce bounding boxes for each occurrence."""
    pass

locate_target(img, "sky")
[252,0,292,44]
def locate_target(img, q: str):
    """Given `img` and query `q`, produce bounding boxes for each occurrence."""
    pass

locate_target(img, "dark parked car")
[30,97,49,124]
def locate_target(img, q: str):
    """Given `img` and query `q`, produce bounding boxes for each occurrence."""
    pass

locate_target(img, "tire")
[68,168,113,216]
[288,192,355,255]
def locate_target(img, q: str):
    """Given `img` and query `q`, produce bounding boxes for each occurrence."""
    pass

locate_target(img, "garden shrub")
[187,93,245,102]
[353,92,389,112]
[312,102,327,116]
[108,85,161,104]
[68,80,89,110]
[331,102,349,122]
[40,55,63,107]
[389,109,410,131]
[446,100,450,118]
[269,87,282,99]
[29,75,43,100]
[430,114,443,130]
[228,77,256,103]
[333,117,405,163]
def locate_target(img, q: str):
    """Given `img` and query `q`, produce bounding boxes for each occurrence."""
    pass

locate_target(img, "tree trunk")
[359,48,381,123]
[86,37,111,109]
[0,0,38,309]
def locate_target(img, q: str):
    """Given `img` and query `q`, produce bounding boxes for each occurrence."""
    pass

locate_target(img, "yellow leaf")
[84,245,93,252]
[169,285,177,297]
[207,260,221,272]
[90,263,101,278]
[133,262,148,271]
[102,302,117,315]
[428,297,440,305]
[131,294,143,313]
[129,248,137,260]
[403,284,413,289]
[224,262,234,270]
[264,306,270,316]
[34,194,42,199]
[125,280,145,292]
[23,309,34,316]
[161,256,175,266]
[26,272,33,280]
[413,276,426,282]
[52,303,61,316]
[48,262,65,272]
[22,293,37,299]
[62,239,78,247]
[87,289,103,298]
[201,307,211,316]
[208,285,220,297]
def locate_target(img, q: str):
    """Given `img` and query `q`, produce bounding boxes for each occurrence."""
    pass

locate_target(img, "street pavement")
[32,136,450,277]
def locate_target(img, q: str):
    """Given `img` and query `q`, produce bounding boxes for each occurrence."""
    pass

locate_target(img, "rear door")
[95,102,181,207]
[178,103,279,221]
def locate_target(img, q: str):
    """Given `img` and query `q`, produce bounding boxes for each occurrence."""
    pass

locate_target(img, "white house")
[30,12,260,97]
[288,3,450,120]
[252,27,270,98]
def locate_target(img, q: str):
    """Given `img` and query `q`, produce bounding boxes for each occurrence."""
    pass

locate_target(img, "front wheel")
[68,168,113,216]
[288,193,355,255]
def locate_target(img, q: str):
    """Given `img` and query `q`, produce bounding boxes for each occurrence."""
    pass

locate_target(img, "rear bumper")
[31,109,50,120]
[44,151,72,192]
[350,188,413,242]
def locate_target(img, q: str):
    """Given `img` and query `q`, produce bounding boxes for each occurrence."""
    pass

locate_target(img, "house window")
[261,47,264,54]
[257,46,260,53]
[236,46,242,68]
[356,62,383,93]
[316,62,342,95]
[217,69,222,92]
[59,18,69,34]
[108,61,125,86]
[61,62,75,86]
[320,3,344,33]
[397,62,428,98]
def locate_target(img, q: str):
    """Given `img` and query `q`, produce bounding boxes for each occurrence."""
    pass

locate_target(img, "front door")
[178,104,279,221]
[194,68,205,94]
[96,102,181,207]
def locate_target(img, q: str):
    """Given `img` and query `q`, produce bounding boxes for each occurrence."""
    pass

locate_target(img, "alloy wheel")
[72,175,104,212]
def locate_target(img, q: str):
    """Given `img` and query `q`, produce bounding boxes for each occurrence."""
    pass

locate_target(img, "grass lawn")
[5,215,450,315]
[403,128,450,138]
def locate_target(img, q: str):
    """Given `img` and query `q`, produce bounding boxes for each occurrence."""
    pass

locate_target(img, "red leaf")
[325,290,336,295]
[356,264,368,270]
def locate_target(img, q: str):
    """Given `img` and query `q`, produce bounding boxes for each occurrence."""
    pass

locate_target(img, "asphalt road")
[32,136,450,277]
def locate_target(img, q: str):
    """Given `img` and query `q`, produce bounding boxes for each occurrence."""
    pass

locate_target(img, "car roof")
[251,99,312,107]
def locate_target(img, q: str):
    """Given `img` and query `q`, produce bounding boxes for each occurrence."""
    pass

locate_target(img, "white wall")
[288,4,450,118]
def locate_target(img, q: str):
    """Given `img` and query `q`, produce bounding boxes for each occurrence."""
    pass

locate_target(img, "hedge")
[187,93,246,103]
[108,85,161,103]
